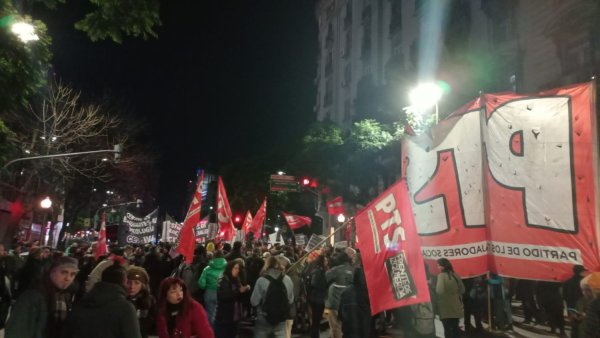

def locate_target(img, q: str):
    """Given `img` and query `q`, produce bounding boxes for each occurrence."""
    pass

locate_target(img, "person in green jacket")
[5,256,79,338]
[199,249,227,326]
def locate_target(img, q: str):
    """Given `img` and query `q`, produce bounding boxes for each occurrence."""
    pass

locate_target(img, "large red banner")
[403,82,600,280]
[355,179,430,315]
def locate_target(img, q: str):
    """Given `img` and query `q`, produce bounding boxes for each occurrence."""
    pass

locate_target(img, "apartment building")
[314,0,599,126]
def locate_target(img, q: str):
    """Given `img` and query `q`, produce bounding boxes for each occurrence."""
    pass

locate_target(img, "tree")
[74,0,161,43]
[0,2,52,114]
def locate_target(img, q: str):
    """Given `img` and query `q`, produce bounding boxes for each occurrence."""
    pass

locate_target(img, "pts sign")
[403,83,599,280]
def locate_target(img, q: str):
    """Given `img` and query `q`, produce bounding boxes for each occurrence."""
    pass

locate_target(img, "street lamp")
[40,196,52,209]
[274,226,280,232]
[408,82,443,123]
[10,21,39,43]
[337,214,346,223]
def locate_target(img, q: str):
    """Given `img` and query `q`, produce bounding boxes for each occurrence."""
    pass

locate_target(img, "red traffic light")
[234,215,242,223]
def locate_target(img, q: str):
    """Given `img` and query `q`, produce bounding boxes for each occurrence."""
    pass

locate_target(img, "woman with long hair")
[156,277,214,338]
[126,266,157,338]
[435,258,465,338]
[214,260,251,338]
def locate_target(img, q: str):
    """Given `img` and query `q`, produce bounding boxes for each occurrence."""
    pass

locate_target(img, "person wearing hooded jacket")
[338,267,372,338]
[325,251,354,338]
[64,261,142,338]
[199,250,227,326]
[251,256,294,338]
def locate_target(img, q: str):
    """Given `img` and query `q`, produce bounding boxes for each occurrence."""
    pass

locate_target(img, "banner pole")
[487,272,493,332]
[288,216,354,273]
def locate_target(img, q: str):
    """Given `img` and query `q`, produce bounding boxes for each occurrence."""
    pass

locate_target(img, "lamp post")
[408,82,443,124]
[40,197,52,246]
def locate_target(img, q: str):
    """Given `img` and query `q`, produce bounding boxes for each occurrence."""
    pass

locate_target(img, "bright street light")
[408,82,443,123]
[40,196,52,209]
[10,22,39,43]
[277,171,285,175]
[274,227,280,232]
[337,214,346,223]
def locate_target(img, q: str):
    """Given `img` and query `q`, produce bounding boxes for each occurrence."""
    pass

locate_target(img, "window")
[389,0,402,34]
[343,63,352,87]
[324,78,333,107]
[344,1,353,31]
[325,51,333,76]
[343,31,352,58]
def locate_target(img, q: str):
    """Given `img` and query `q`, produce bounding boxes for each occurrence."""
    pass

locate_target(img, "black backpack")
[262,274,289,325]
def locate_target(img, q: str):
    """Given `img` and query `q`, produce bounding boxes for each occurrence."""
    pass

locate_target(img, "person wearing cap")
[127,266,157,338]
[565,265,588,311]
[6,256,79,338]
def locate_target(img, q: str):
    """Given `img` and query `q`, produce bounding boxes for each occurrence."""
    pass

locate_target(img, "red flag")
[242,210,253,235]
[96,212,108,259]
[178,171,204,264]
[282,212,312,230]
[355,179,430,315]
[326,196,345,215]
[216,177,235,242]
[248,197,267,238]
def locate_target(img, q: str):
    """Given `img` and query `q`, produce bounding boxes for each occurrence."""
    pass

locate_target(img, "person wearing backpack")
[250,256,294,338]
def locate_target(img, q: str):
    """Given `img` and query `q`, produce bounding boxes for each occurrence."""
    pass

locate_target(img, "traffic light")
[302,178,310,186]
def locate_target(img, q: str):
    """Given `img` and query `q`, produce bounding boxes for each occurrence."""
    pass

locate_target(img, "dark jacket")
[128,289,157,338]
[338,268,372,338]
[585,297,600,338]
[245,255,264,288]
[64,282,142,338]
[5,279,74,338]
[564,274,584,309]
[308,266,328,304]
[215,274,243,324]
[156,299,214,338]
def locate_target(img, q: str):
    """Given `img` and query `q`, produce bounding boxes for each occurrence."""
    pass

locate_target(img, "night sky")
[38,1,318,217]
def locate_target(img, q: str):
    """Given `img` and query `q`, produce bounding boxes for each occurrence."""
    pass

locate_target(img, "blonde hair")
[260,256,283,275]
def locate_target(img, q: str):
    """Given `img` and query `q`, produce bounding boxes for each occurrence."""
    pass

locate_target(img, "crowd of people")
[0,237,599,338]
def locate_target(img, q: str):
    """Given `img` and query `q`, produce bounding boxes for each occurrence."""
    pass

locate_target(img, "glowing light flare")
[337,214,346,223]
[408,83,443,111]
[40,197,52,209]
[10,22,39,43]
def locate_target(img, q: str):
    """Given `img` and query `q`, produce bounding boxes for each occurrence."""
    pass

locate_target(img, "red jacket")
[156,299,214,338]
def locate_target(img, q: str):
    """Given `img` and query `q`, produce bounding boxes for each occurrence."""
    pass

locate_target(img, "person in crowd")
[251,256,294,338]
[435,258,465,338]
[276,256,300,338]
[156,277,214,338]
[64,261,141,338]
[0,244,14,328]
[86,246,128,292]
[225,241,245,261]
[576,272,600,338]
[516,278,539,325]
[307,254,328,338]
[126,266,157,338]
[14,246,47,296]
[338,266,373,338]
[245,247,265,318]
[565,265,587,334]
[199,249,227,325]
[215,260,251,338]
[6,256,78,338]
[537,280,566,336]
[133,246,146,266]
[489,274,513,331]
[325,250,354,338]
[144,246,173,298]
[463,276,484,332]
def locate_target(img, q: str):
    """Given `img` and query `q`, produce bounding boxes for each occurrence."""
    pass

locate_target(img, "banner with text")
[403,82,600,280]
[355,179,430,315]
[119,209,158,245]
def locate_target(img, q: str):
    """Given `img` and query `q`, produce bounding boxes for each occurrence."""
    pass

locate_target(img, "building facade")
[315,0,600,126]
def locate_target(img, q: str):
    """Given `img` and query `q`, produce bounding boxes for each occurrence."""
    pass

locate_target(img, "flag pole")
[487,272,493,332]
[288,216,354,273]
